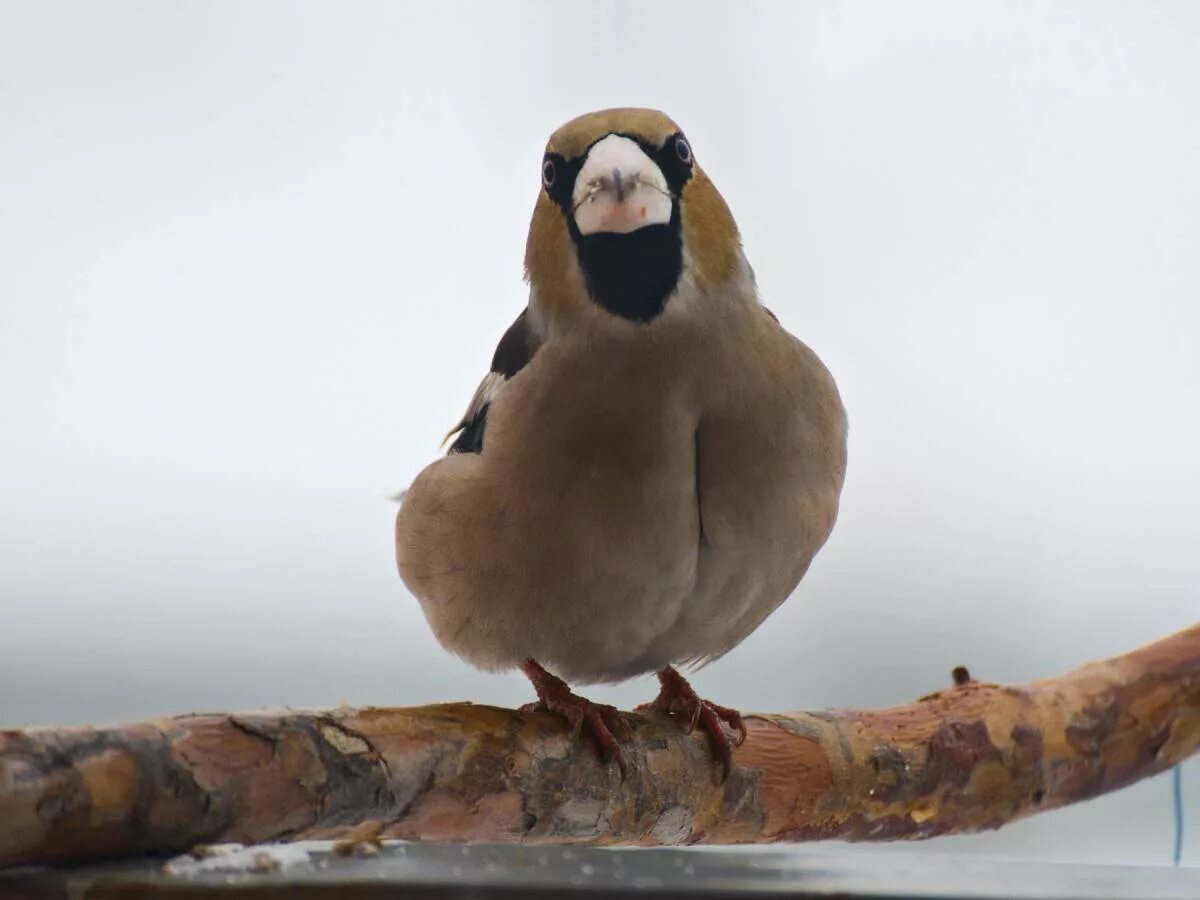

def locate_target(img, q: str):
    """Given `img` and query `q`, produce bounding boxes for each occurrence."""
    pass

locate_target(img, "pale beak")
[572,134,673,236]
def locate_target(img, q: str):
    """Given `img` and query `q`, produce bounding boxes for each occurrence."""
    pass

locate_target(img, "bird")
[395,108,847,779]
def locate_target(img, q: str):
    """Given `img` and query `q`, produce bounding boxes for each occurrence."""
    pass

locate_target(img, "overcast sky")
[1,0,1197,866]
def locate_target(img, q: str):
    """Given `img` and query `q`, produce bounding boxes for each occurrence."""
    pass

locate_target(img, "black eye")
[542,157,556,188]
[674,135,692,165]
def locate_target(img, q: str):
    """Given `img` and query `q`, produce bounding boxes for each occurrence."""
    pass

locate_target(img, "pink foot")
[638,666,746,781]
[520,659,631,779]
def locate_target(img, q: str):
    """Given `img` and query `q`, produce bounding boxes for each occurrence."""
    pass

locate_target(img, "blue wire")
[1173,764,1184,866]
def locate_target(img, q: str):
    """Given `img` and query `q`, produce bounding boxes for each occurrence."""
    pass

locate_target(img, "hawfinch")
[396,108,847,778]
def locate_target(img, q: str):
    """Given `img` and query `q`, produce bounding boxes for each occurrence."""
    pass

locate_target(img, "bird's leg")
[637,665,747,781]
[519,659,630,779]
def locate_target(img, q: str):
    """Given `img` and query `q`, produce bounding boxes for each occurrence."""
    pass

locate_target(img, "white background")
[1,0,1196,866]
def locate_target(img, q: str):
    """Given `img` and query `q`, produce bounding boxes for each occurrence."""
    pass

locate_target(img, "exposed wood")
[2,625,1197,869]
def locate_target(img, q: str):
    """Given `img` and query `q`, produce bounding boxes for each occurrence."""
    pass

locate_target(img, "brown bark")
[2,625,1198,869]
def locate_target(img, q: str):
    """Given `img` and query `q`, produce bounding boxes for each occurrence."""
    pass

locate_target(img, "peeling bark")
[2,625,1197,868]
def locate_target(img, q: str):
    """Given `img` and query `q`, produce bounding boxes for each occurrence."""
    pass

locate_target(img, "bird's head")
[525,108,743,325]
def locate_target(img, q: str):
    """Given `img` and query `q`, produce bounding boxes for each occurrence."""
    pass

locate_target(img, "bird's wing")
[445,308,540,455]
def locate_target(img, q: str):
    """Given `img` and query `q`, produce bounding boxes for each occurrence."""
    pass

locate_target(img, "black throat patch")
[542,132,692,324]
[569,209,683,323]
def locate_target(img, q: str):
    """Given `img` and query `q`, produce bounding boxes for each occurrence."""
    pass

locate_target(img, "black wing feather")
[491,309,534,377]
[447,309,538,455]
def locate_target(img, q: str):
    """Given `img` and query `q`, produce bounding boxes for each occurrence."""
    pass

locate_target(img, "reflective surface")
[6,841,1200,899]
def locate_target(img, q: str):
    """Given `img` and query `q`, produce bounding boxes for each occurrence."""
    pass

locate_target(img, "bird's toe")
[520,659,630,777]
[643,666,745,781]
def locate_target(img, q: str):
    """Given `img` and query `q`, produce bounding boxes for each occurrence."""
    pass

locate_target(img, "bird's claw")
[639,666,745,782]
[521,661,630,779]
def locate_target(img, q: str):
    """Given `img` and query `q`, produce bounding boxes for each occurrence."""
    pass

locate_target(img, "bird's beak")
[572,134,673,236]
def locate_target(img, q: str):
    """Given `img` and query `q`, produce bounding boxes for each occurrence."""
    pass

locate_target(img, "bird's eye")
[542,158,556,189]
[674,136,692,165]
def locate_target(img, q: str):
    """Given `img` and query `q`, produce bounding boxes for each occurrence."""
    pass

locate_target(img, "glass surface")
[6,842,1200,899]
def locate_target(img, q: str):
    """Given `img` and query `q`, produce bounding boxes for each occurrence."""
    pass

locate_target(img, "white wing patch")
[444,371,507,448]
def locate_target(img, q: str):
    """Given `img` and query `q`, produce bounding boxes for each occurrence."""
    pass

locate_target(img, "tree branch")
[2,625,1198,868]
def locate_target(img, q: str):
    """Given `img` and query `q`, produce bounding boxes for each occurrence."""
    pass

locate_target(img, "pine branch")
[2,625,1197,868]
